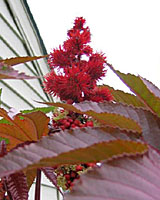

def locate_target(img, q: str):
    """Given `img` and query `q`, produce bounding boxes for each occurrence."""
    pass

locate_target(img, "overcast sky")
[27,0,160,91]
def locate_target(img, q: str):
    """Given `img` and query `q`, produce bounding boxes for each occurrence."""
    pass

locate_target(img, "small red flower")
[81,45,93,56]
[48,46,73,69]
[85,53,107,81]
[64,28,91,56]
[80,27,91,45]
[73,17,86,30]
[44,66,93,102]
[85,86,113,102]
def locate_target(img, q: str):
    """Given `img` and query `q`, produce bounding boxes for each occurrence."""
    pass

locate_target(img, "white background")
[27,0,160,92]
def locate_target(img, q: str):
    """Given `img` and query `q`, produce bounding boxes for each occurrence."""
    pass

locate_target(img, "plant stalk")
[35,169,41,200]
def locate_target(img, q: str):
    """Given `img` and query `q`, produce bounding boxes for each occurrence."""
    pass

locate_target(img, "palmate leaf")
[108,64,160,117]
[0,108,49,149]
[44,101,160,150]
[65,147,160,200]
[0,127,147,178]
[6,172,28,200]
[100,85,146,108]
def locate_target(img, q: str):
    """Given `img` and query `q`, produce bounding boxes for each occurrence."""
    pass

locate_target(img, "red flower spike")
[44,17,113,103]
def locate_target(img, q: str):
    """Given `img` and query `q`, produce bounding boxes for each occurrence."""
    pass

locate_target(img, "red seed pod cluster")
[55,163,96,190]
[52,116,94,131]
[51,112,96,190]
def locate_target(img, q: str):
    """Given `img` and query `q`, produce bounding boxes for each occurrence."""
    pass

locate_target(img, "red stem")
[35,169,41,200]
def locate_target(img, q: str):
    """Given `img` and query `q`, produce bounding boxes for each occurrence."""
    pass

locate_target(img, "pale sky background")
[27,0,160,92]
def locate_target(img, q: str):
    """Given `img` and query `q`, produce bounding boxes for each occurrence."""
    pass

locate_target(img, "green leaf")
[0,127,148,178]
[100,85,146,108]
[108,64,160,117]
[20,106,55,114]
